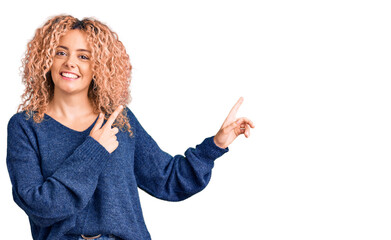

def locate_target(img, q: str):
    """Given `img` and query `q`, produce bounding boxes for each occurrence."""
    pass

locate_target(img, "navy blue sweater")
[6,106,228,240]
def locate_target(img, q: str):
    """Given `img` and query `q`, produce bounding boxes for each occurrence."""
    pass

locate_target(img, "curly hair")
[17,15,133,135]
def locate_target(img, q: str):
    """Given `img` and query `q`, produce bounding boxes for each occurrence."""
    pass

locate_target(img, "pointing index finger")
[224,97,244,124]
[105,105,124,128]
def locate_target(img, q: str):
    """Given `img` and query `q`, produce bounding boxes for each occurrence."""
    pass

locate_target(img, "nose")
[64,55,77,69]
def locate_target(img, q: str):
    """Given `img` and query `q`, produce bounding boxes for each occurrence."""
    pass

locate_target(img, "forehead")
[58,29,91,50]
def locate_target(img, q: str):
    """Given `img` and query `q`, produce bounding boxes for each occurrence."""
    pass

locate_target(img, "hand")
[214,97,255,149]
[90,105,123,153]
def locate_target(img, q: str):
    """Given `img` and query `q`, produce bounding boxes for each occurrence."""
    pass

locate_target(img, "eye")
[79,55,90,60]
[55,51,66,56]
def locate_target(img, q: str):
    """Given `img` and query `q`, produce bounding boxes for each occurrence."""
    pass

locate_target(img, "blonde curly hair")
[17,15,133,135]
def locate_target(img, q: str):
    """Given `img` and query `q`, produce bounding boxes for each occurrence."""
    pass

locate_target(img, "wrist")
[213,136,227,149]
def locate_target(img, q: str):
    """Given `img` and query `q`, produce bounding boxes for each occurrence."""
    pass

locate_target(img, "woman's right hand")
[90,105,123,153]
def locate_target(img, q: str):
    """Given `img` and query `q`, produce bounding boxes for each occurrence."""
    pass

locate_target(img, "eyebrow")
[58,45,91,53]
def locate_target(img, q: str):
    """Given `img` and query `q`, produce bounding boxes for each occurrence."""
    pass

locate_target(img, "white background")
[1,0,390,239]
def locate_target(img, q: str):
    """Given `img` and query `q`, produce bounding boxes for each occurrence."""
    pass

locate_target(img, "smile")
[61,72,80,79]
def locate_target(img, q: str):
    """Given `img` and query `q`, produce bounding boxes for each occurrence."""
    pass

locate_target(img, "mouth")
[60,71,80,80]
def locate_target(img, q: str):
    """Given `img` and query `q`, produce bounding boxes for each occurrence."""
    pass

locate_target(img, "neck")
[47,88,95,120]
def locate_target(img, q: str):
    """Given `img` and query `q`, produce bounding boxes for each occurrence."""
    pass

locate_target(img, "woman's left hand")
[214,97,255,149]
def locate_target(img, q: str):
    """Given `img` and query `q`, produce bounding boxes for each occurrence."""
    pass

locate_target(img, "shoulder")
[7,111,43,133]
[8,111,30,128]
[124,106,135,117]
[124,106,140,125]
[123,106,145,136]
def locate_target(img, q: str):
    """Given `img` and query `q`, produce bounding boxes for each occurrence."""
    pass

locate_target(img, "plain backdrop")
[1,0,390,239]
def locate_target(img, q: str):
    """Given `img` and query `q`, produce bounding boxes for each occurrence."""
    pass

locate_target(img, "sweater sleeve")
[127,107,229,202]
[6,115,111,227]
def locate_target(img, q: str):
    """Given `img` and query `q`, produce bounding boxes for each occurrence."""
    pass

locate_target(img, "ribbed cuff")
[80,136,110,160]
[52,136,111,184]
[77,136,111,175]
[196,136,229,160]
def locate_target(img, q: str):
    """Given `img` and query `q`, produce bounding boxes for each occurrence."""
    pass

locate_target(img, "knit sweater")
[6,106,228,240]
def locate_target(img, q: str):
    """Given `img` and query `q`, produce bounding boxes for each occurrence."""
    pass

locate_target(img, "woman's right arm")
[6,115,111,227]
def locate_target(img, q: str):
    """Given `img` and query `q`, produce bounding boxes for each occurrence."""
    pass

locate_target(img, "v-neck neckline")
[44,113,100,134]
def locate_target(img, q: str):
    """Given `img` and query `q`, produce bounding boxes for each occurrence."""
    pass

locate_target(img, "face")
[50,29,93,96]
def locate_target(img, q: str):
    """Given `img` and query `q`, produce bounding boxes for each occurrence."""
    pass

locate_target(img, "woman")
[6,15,254,240]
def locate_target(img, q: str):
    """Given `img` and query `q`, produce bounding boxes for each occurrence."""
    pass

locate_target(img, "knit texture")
[6,106,228,240]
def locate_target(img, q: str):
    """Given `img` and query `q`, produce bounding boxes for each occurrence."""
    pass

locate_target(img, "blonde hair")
[18,15,133,135]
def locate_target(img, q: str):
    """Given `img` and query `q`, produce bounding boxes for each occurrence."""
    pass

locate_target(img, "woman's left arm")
[128,98,254,202]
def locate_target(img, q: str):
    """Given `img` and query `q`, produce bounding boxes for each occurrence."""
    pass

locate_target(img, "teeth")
[61,72,79,79]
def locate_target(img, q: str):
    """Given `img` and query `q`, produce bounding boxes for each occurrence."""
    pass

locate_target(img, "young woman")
[6,15,254,240]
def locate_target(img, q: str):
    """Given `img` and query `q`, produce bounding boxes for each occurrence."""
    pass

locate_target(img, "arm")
[128,108,229,202]
[6,115,110,227]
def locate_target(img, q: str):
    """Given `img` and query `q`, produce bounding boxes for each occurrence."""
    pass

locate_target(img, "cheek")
[50,58,64,76]
[49,61,59,72]
[82,64,93,78]
[49,64,59,79]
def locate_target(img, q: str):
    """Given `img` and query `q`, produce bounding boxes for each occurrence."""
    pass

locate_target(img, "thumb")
[91,113,104,133]
[224,119,240,134]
